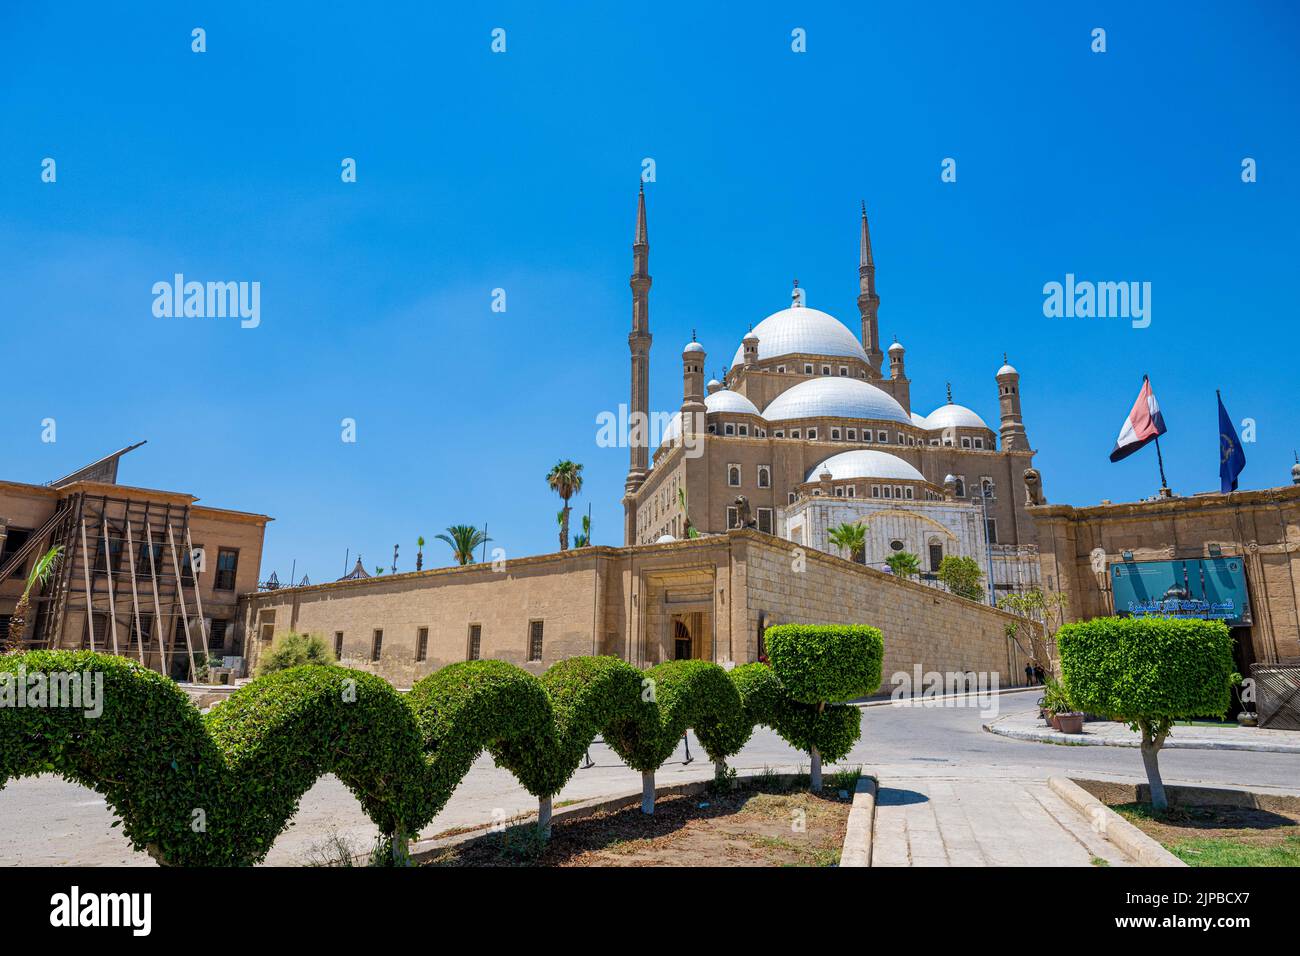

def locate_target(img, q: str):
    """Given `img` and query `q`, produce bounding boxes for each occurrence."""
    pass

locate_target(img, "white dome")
[659,389,762,445]
[997,363,1018,377]
[683,341,705,354]
[706,378,722,390]
[888,341,905,353]
[730,306,869,368]
[704,389,761,416]
[922,403,990,431]
[909,412,928,427]
[806,449,926,484]
[655,534,677,544]
[763,377,911,426]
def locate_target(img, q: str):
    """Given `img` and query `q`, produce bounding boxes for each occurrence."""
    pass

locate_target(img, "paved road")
[2,690,1295,865]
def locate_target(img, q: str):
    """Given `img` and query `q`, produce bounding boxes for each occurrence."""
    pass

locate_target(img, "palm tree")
[828,522,867,563]
[885,550,922,579]
[573,514,592,548]
[416,536,425,571]
[676,488,699,539]
[546,460,584,551]
[435,525,491,566]
[6,545,63,651]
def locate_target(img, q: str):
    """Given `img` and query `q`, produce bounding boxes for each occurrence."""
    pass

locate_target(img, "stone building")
[0,442,271,678]
[241,528,1031,689]
[621,189,1046,593]
[1030,472,1300,673]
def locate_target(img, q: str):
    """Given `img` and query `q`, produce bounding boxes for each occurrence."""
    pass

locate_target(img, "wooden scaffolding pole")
[79,517,96,651]
[143,519,168,674]
[184,525,210,661]
[123,517,146,665]
[166,522,198,681]
[101,515,120,656]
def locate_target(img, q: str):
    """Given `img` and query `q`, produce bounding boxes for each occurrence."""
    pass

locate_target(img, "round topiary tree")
[1057,616,1236,810]
[763,624,884,790]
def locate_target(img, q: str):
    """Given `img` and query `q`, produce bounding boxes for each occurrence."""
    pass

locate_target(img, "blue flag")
[1217,391,1245,493]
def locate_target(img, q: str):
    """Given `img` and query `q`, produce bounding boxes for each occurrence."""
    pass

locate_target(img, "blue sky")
[2,2,1297,583]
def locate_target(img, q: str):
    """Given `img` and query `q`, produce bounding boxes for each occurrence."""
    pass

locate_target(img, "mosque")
[623,187,1044,597]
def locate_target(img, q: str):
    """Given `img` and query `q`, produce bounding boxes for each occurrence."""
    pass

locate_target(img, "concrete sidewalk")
[984,711,1300,754]
[871,776,1134,867]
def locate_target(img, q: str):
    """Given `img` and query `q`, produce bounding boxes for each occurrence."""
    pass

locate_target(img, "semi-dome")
[730,306,869,368]
[763,377,910,426]
[659,389,763,445]
[922,403,990,431]
[805,449,927,484]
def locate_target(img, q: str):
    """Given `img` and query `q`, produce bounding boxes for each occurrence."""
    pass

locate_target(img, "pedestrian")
[1034,663,1046,685]
[1024,662,1034,686]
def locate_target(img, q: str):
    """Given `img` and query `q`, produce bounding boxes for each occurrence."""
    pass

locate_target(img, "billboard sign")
[1111,557,1250,626]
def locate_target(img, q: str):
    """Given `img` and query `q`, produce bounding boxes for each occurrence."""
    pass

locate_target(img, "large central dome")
[763,377,911,425]
[730,305,869,368]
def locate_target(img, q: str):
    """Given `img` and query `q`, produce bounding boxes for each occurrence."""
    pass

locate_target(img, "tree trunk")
[6,599,28,651]
[1139,720,1168,811]
[537,795,552,836]
[714,758,727,779]
[810,746,823,792]
[560,505,571,551]
[641,771,655,814]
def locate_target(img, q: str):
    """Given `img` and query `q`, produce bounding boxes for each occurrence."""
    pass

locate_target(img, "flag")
[1217,391,1246,493]
[1109,375,1167,462]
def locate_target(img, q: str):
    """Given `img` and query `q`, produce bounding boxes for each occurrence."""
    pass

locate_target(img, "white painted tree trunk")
[810,746,823,792]
[714,758,727,778]
[537,796,552,836]
[641,771,655,814]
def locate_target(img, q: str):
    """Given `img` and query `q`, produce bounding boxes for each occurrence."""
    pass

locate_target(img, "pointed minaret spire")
[624,184,654,544]
[857,201,884,378]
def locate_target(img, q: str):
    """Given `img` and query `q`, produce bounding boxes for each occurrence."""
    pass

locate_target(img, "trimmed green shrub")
[1058,616,1235,809]
[937,555,984,602]
[255,631,335,676]
[764,624,883,790]
[765,624,883,704]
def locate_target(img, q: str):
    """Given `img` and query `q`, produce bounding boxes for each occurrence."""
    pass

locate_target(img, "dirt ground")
[421,779,855,867]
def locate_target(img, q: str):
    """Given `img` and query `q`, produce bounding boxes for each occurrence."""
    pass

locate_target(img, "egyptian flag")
[1109,375,1167,462]
[1218,391,1246,493]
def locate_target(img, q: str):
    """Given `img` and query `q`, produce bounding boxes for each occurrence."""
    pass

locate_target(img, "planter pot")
[1049,713,1061,731]
[1237,712,1258,728]
[1056,712,1084,735]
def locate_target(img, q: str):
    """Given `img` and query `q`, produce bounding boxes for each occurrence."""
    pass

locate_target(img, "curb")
[858,686,1039,709]
[839,774,877,867]
[984,718,1300,754]
[1047,776,1186,867]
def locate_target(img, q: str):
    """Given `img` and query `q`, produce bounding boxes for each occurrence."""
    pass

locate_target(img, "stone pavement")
[984,711,1300,754]
[871,775,1133,866]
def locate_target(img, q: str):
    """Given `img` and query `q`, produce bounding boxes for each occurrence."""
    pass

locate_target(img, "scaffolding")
[4,491,210,680]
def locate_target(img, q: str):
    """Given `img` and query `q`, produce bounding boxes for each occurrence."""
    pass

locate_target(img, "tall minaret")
[623,184,653,544]
[997,354,1030,451]
[858,202,884,378]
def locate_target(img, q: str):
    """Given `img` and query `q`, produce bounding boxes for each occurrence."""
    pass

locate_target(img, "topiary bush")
[764,624,884,790]
[1058,616,1235,809]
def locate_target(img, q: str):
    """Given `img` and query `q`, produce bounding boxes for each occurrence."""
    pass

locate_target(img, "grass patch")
[1114,802,1300,868]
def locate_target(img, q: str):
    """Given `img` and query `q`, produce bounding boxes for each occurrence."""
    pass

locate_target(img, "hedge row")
[0,626,883,866]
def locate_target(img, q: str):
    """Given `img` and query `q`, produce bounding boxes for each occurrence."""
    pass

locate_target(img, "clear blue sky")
[3,2,1297,583]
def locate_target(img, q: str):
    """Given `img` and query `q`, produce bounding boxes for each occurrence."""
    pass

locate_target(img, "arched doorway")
[673,617,692,660]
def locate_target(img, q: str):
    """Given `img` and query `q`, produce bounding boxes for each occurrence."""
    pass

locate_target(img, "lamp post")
[974,482,996,606]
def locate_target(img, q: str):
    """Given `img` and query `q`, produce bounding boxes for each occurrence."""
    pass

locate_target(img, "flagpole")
[1153,435,1169,491]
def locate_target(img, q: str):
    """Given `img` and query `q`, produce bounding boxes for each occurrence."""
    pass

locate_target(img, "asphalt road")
[2,689,1295,865]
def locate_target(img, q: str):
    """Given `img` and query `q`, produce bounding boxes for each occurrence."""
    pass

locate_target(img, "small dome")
[660,389,763,445]
[764,377,910,426]
[706,378,722,390]
[997,363,1018,377]
[944,473,958,484]
[922,403,990,431]
[888,341,905,353]
[655,534,676,544]
[683,341,705,354]
[806,449,927,484]
[730,306,869,368]
[910,412,928,428]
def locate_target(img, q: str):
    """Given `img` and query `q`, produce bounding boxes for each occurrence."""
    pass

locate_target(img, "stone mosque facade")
[622,189,1044,598]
